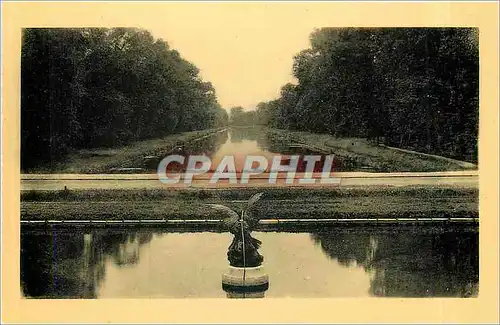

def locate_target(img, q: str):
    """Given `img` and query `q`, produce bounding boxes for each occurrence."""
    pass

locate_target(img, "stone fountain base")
[222,265,269,297]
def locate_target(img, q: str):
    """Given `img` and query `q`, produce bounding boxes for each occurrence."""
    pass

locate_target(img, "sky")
[139,4,321,111]
[13,2,484,111]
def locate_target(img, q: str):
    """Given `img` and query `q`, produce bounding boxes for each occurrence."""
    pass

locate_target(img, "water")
[21,228,478,298]
[142,127,360,174]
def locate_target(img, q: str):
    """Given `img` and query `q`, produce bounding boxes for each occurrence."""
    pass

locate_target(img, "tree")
[255,28,479,162]
[21,28,225,169]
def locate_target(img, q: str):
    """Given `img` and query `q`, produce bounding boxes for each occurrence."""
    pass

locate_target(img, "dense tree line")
[256,28,479,162]
[21,28,228,169]
[228,106,262,126]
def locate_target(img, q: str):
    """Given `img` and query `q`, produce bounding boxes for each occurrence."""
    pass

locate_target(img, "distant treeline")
[233,28,479,162]
[21,28,228,169]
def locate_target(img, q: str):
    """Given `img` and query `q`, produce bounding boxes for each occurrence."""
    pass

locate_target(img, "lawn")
[266,129,477,172]
[23,128,226,174]
[21,185,478,221]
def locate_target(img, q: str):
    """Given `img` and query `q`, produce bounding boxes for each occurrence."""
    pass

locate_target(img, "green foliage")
[21,28,228,169]
[257,28,479,162]
[228,106,260,126]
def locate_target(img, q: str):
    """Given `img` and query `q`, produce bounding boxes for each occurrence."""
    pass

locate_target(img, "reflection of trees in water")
[311,230,479,297]
[21,232,95,298]
[229,127,264,143]
[184,130,228,157]
[100,232,154,266]
[230,127,359,172]
[230,127,316,156]
[311,232,375,268]
[141,131,229,171]
[21,230,154,298]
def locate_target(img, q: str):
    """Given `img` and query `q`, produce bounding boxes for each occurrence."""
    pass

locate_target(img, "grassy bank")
[21,185,478,221]
[266,129,477,172]
[23,128,225,174]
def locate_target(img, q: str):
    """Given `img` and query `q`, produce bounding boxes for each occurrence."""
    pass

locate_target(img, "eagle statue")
[208,192,265,267]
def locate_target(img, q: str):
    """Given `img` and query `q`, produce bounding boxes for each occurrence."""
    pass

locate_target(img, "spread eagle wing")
[244,192,264,229]
[246,192,264,211]
[207,204,241,234]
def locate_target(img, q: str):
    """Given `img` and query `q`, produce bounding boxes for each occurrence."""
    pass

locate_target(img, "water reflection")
[229,127,265,144]
[141,130,229,172]
[21,231,153,298]
[20,228,478,298]
[211,127,361,172]
[135,127,374,174]
[311,230,479,297]
[194,127,337,173]
[230,127,362,171]
[143,127,364,174]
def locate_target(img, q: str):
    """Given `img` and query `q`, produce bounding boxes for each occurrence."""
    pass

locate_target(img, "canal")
[21,228,478,299]
[20,128,479,299]
[142,127,361,175]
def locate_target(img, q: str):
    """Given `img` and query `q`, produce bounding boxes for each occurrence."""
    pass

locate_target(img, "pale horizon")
[142,7,320,111]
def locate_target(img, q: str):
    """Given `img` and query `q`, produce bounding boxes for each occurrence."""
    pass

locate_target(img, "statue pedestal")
[222,265,269,298]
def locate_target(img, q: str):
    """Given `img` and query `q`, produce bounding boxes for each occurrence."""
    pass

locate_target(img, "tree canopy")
[21,28,228,169]
[22,27,479,168]
[256,28,479,162]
